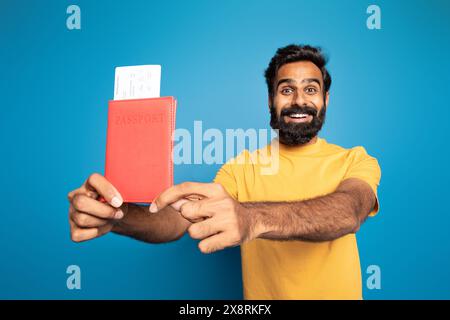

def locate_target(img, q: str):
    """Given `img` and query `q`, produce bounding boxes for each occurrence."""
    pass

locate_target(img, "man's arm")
[112,203,190,243]
[242,178,376,242]
[151,178,377,253]
[68,173,190,243]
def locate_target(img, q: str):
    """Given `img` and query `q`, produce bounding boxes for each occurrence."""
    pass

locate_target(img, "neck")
[302,135,318,146]
[279,135,319,149]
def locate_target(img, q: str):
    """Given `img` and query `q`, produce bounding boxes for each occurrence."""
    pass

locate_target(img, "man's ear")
[325,91,330,107]
[268,95,272,109]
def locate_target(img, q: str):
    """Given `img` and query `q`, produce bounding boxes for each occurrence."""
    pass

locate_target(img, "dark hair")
[264,44,332,98]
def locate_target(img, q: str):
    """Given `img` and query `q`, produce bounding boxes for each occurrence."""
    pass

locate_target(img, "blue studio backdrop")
[1,0,449,299]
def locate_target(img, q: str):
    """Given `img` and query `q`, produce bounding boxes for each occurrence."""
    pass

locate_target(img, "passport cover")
[105,96,177,203]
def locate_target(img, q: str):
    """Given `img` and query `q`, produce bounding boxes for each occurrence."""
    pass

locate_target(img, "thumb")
[149,198,189,213]
[149,194,204,213]
[170,199,190,211]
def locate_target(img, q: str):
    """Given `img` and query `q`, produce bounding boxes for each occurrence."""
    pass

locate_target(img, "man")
[68,44,381,299]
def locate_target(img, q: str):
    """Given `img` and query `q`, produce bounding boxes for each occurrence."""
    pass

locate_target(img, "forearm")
[112,203,190,243]
[242,191,362,242]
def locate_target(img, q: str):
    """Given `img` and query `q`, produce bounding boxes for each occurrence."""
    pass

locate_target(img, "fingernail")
[149,202,158,213]
[111,196,122,208]
[115,209,124,219]
[87,191,97,199]
[171,199,188,211]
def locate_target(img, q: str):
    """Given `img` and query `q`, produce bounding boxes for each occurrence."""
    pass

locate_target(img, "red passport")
[105,96,177,203]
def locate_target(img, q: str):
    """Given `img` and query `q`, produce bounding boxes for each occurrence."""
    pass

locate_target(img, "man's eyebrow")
[301,78,322,88]
[276,78,322,89]
[276,78,296,88]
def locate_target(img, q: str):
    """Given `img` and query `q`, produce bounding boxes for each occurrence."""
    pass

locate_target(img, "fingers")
[167,199,189,212]
[179,199,212,222]
[70,210,110,228]
[69,218,114,243]
[69,204,116,242]
[187,218,221,240]
[150,182,219,213]
[167,194,205,212]
[68,187,98,201]
[72,194,124,220]
[84,173,123,208]
[198,232,233,254]
[68,173,123,244]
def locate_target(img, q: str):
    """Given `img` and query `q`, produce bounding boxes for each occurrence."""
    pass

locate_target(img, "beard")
[270,103,327,146]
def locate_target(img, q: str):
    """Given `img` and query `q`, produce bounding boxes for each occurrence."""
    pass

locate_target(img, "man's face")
[269,61,329,146]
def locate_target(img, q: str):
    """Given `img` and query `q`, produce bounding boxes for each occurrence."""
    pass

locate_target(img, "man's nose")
[292,91,308,106]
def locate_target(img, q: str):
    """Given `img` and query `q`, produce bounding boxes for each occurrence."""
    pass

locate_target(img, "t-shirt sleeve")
[213,162,239,200]
[343,146,382,217]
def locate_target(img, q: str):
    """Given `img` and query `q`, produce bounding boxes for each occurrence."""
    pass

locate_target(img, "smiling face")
[269,61,330,146]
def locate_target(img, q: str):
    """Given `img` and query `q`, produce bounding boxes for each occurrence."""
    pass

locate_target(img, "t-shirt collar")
[276,136,325,156]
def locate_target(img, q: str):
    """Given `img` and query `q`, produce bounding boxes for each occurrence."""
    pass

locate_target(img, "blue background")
[1,0,449,299]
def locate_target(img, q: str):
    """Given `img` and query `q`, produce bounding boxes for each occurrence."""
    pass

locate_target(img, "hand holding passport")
[68,64,184,243]
[105,65,176,203]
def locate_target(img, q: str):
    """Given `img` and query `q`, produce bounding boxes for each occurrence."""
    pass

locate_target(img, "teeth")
[289,113,308,118]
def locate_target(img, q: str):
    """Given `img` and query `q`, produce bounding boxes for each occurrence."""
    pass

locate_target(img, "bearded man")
[68,44,381,300]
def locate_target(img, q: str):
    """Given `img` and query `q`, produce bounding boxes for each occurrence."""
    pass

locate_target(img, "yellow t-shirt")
[213,137,381,300]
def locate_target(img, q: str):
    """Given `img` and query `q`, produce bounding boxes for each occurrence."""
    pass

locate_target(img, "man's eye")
[305,87,318,94]
[281,88,294,94]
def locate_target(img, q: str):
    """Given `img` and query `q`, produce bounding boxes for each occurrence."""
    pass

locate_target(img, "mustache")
[280,105,318,117]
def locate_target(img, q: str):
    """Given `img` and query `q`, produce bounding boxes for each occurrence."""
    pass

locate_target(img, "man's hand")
[151,178,376,251]
[151,182,260,254]
[67,173,126,242]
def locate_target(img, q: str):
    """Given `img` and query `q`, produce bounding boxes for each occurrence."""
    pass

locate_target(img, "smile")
[284,113,313,123]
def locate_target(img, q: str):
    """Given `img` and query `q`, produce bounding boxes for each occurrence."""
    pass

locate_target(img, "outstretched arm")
[242,178,376,242]
[68,173,190,243]
[151,178,377,253]
[112,203,190,243]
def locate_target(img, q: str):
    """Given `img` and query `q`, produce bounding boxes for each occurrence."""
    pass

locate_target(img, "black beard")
[270,104,327,146]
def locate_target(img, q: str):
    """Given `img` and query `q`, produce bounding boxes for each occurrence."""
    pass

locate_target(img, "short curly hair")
[264,44,332,99]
